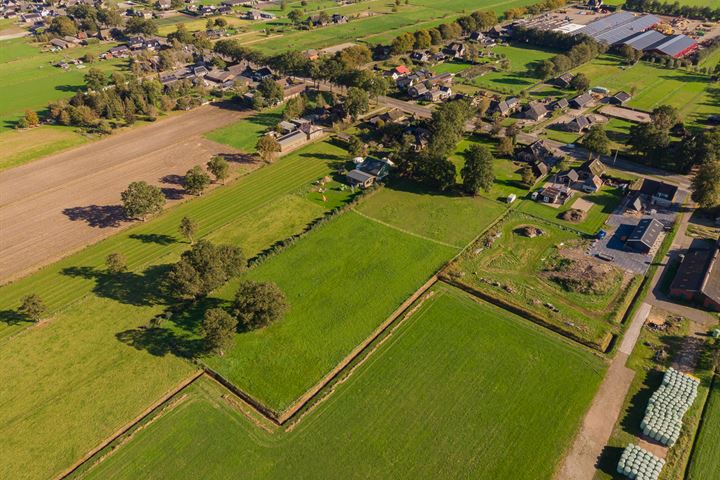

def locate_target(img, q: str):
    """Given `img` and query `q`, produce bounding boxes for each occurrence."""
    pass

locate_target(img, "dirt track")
[0,104,249,284]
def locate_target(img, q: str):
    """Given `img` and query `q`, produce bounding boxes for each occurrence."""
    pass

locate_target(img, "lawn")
[204,107,283,152]
[0,125,90,171]
[446,212,641,351]
[449,134,529,202]
[516,183,625,235]
[687,375,720,480]
[0,37,127,131]
[80,284,606,480]
[466,44,556,95]
[594,311,716,480]
[572,55,716,127]
[0,141,344,479]
[431,59,474,75]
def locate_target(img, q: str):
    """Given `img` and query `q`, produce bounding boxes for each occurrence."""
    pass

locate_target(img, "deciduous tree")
[121,181,165,220]
[183,166,211,196]
[18,294,47,322]
[461,144,495,195]
[202,308,238,354]
[256,135,281,162]
[179,216,198,244]
[233,280,288,330]
[207,155,229,184]
[105,252,128,274]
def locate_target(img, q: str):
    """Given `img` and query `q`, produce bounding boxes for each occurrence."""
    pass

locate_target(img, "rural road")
[557,303,652,480]
[0,103,249,284]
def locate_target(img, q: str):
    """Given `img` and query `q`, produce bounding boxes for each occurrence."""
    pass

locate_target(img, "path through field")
[0,104,249,284]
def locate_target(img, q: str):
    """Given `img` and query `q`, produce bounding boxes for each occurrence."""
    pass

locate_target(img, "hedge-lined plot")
[446,213,641,350]
[687,376,720,479]
[81,285,605,480]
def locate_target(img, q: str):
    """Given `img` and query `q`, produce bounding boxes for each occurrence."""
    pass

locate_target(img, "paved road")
[0,103,248,284]
[557,303,652,480]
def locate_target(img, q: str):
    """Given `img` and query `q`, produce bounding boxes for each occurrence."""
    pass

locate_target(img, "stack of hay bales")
[640,368,699,447]
[616,444,664,480]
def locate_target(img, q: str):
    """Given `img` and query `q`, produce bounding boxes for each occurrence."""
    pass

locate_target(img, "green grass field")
[686,375,720,480]
[447,213,640,350]
[467,44,555,95]
[204,107,283,152]
[572,55,717,127]
[0,125,90,171]
[198,183,506,412]
[80,284,605,480]
[0,139,343,479]
[0,37,126,131]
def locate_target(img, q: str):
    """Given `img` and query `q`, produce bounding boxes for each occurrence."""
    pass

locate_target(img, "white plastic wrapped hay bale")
[617,444,665,480]
[640,369,699,446]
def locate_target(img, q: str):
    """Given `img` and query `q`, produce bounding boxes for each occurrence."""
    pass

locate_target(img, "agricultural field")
[571,55,717,127]
[156,14,251,36]
[200,184,506,412]
[204,107,283,152]
[0,125,90,171]
[0,142,344,480]
[516,182,625,235]
[0,37,127,131]
[446,213,642,351]
[594,311,715,480]
[79,284,606,480]
[687,375,720,480]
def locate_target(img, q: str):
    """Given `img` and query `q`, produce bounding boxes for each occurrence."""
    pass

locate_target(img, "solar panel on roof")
[574,12,660,45]
[652,35,696,56]
[623,30,666,50]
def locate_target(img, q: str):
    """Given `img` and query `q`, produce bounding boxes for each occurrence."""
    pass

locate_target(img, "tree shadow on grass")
[128,233,177,245]
[62,204,127,228]
[116,326,206,358]
[0,309,29,326]
[595,445,625,478]
[61,263,173,307]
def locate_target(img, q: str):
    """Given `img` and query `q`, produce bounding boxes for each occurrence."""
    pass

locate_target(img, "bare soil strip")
[55,370,204,480]
[0,104,249,284]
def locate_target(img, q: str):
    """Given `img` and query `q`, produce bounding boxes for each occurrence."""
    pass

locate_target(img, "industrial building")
[574,12,697,58]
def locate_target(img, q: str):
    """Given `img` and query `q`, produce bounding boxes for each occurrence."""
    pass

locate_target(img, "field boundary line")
[683,371,718,479]
[350,208,462,249]
[55,369,204,480]
[285,288,438,432]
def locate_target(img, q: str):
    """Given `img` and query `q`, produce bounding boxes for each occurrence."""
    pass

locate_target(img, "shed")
[626,218,663,253]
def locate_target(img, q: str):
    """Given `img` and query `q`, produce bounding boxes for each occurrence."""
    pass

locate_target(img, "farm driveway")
[556,303,651,480]
[0,104,248,284]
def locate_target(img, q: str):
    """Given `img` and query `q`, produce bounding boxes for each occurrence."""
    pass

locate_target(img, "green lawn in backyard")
[450,134,530,202]
[466,44,555,95]
[431,59,474,75]
[446,212,641,350]
[516,183,625,235]
[204,107,283,153]
[594,311,716,480]
[572,55,717,127]
[0,37,127,131]
[687,374,720,480]
[0,140,344,479]
[81,284,606,480]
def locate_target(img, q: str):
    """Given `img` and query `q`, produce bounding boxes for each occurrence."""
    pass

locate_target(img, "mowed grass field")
[0,125,89,171]
[686,376,720,480]
[572,55,718,126]
[467,44,556,95]
[80,284,606,480]
[200,186,506,412]
[447,213,640,350]
[0,140,341,479]
[0,37,126,131]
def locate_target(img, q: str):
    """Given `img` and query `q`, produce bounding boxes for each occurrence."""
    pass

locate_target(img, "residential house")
[408,82,429,99]
[517,139,558,166]
[443,42,465,59]
[410,51,430,63]
[368,109,405,126]
[156,0,171,9]
[554,73,574,89]
[558,169,580,185]
[638,178,678,207]
[346,157,393,188]
[424,86,452,103]
[277,130,307,152]
[626,217,664,253]
[550,98,569,111]
[564,115,592,132]
[524,102,548,121]
[489,96,519,117]
[580,158,605,179]
[536,186,567,204]
[609,91,632,105]
[582,175,603,193]
[570,93,593,109]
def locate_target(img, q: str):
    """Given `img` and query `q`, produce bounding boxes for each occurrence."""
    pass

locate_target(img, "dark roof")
[570,93,593,107]
[622,29,667,51]
[649,34,696,57]
[581,158,605,177]
[552,98,569,109]
[701,248,720,304]
[575,12,660,45]
[627,217,664,248]
[613,91,632,102]
[671,248,715,294]
[358,157,390,176]
[639,179,678,202]
[560,169,580,182]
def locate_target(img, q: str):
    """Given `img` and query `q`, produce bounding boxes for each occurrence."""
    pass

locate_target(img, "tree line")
[624,0,720,22]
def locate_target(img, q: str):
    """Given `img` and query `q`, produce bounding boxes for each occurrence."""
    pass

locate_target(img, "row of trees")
[503,0,566,20]
[624,0,720,22]
[517,28,606,80]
